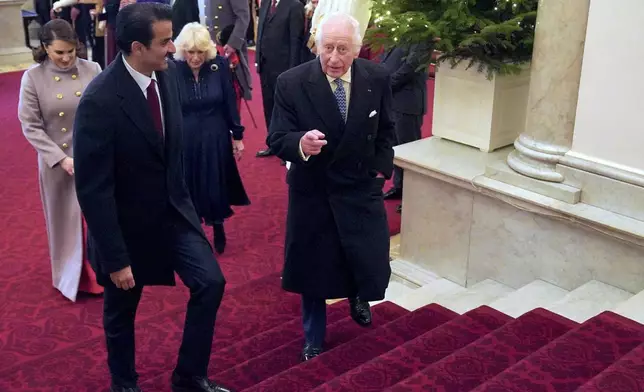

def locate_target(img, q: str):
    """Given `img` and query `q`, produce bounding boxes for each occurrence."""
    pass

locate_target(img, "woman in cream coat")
[18,19,103,301]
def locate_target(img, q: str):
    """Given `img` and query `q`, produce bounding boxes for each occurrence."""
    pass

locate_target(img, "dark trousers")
[392,111,423,190]
[302,296,326,349]
[103,217,226,387]
[259,68,278,135]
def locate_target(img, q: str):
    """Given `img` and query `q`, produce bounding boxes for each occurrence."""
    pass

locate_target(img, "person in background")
[175,22,250,255]
[254,0,304,158]
[301,0,318,63]
[171,0,200,39]
[215,24,246,112]
[268,12,395,361]
[308,0,372,55]
[73,4,232,391]
[51,0,107,68]
[245,0,258,46]
[18,19,103,302]
[104,0,121,65]
[380,42,431,204]
[205,0,253,105]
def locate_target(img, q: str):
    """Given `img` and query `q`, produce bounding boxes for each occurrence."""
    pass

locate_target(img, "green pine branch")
[367,0,539,77]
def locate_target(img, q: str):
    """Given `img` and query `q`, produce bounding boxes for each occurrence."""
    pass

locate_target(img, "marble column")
[0,0,33,66]
[507,0,591,183]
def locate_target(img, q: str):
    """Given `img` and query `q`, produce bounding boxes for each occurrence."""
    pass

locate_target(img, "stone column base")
[507,134,570,182]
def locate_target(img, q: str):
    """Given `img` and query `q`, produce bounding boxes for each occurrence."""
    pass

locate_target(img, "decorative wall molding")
[561,151,644,188]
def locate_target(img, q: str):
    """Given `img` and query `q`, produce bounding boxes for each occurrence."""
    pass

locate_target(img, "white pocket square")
[369,110,378,118]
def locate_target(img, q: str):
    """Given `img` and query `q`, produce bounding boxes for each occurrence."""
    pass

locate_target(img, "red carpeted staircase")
[3,56,644,391]
[140,289,644,392]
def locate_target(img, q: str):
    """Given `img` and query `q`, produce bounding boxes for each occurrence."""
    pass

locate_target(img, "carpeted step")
[471,311,644,392]
[139,301,350,391]
[575,341,644,391]
[245,303,458,392]
[387,308,578,391]
[216,302,408,391]
[313,305,512,392]
[128,274,303,383]
[0,274,302,391]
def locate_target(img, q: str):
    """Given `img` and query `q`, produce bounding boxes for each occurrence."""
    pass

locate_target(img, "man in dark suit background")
[268,12,395,361]
[73,4,231,392]
[255,0,304,158]
[380,43,431,202]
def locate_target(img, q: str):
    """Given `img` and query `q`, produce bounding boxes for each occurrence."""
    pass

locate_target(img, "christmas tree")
[367,0,538,78]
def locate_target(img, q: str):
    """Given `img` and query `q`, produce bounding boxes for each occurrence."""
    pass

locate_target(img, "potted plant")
[367,0,538,152]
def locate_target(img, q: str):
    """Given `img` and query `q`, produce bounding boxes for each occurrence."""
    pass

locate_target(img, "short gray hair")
[315,12,362,52]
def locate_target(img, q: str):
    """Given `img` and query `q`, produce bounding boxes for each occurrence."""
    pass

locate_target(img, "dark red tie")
[270,0,277,15]
[146,79,163,137]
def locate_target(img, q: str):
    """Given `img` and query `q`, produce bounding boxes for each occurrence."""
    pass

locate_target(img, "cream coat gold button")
[56,94,63,99]
[54,76,61,82]
[72,74,77,80]
[75,91,82,97]
[62,143,68,149]
[59,112,64,117]
[61,128,67,133]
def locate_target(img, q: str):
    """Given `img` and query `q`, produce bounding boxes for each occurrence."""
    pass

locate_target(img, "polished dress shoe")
[110,386,142,392]
[349,297,372,327]
[255,148,274,157]
[171,373,233,392]
[383,187,403,200]
[300,344,323,362]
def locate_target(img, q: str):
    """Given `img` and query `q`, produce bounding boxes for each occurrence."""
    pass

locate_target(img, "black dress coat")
[171,0,200,39]
[73,55,208,287]
[256,0,304,75]
[380,43,431,116]
[268,58,396,301]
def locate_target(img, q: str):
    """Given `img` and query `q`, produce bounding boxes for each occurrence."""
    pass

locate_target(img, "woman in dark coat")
[174,22,250,254]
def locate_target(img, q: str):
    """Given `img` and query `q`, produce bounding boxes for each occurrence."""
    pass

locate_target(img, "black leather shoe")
[171,373,233,392]
[383,187,403,200]
[349,297,372,327]
[213,223,226,254]
[255,148,274,157]
[300,344,323,362]
[110,386,142,392]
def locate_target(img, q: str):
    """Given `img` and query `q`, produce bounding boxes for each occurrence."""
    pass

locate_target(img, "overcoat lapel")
[305,61,345,141]
[332,62,373,163]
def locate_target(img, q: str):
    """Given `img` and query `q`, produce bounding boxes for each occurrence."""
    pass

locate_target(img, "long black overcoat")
[268,58,395,301]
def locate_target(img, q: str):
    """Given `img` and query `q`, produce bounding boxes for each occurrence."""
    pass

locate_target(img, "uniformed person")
[204,0,253,101]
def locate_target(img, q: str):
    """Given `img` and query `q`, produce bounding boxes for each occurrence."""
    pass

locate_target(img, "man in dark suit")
[255,0,304,157]
[380,43,431,202]
[73,4,231,392]
[268,12,395,361]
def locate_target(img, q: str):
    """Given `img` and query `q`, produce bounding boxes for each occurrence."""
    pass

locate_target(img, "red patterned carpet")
[2,57,644,391]
[0,53,429,391]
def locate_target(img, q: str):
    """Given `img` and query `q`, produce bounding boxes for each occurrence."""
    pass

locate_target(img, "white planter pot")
[432,62,531,152]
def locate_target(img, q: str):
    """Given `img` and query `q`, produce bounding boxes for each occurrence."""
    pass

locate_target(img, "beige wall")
[570,0,644,175]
